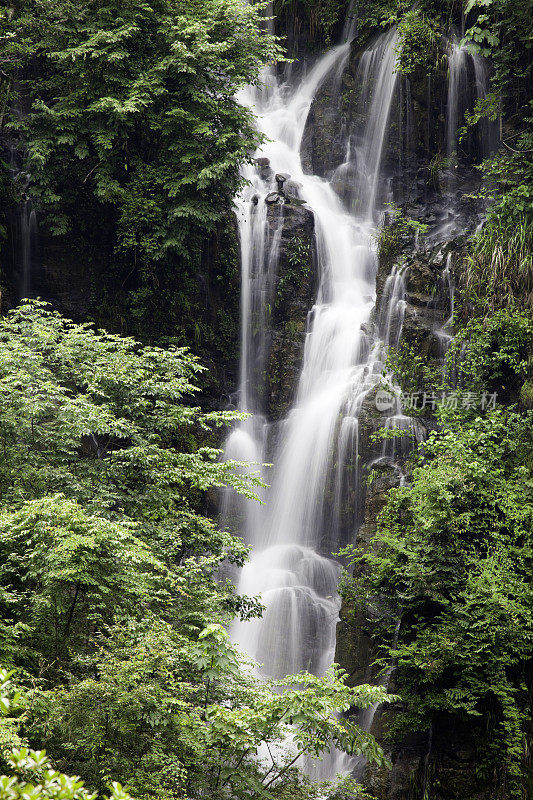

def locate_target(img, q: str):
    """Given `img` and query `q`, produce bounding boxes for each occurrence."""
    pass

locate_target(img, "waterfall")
[7,150,39,301]
[447,41,469,169]
[435,252,455,360]
[331,30,399,216]
[379,264,408,349]
[471,54,499,158]
[356,31,399,217]
[20,199,38,300]
[224,22,406,781]
[447,37,498,173]
[342,0,358,44]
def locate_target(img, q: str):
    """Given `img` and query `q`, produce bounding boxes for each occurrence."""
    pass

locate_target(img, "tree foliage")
[0,667,133,800]
[342,409,533,798]
[394,10,442,77]
[3,0,281,255]
[0,0,281,347]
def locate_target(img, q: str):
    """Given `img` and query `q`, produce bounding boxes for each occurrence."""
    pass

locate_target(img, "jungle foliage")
[0,669,132,800]
[0,0,532,798]
[1,0,281,253]
[0,0,281,357]
[341,409,533,798]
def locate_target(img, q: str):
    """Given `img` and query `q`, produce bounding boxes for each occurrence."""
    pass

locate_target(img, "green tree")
[4,0,281,257]
[29,625,393,799]
[0,667,133,800]
[0,304,394,799]
[342,409,533,797]
[0,496,169,669]
[0,0,281,342]
[0,300,256,523]
[0,301,260,675]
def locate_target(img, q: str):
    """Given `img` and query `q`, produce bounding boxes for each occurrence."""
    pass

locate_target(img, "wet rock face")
[335,460,401,688]
[374,211,478,374]
[335,208,489,800]
[300,65,348,178]
[300,39,376,181]
[364,715,493,800]
[300,34,450,196]
[272,3,347,66]
[266,202,317,420]
[392,251,452,361]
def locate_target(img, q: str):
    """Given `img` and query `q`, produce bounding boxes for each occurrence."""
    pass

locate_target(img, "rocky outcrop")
[300,33,450,198]
[335,197,488,800]
[363,713,495,800]
[266,201,317,419]
[300,61,349,178]
[336,460,401,687]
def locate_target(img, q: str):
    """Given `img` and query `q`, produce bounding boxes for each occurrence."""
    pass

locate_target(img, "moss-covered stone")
[266,202,317,419]
[519,379,533,409]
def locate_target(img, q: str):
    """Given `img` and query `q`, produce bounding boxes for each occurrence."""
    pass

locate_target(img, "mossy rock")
[266,203,317,419]
[519,380,533,409]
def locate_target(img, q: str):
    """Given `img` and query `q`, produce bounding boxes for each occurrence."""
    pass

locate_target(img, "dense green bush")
[3,0,281,256]
[394,10,442,76]
[0,0,280,348]
[341,410,533,797]
[447,309,533,402]
[463,217,533,314]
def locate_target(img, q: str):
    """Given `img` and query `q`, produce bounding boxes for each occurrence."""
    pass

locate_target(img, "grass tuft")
[463,216,533,316]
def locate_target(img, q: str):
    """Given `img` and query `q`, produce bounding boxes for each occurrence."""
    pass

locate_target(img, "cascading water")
[379,264,407,350]
[447,41,469,171]
[331,30,399,216]
[20,199,37,300]
[434,35,499,244]
[342,0,358,43]
[447,37,499,176]
[434,252,455,359]
[7,152,39,301]
[223,20,408,781]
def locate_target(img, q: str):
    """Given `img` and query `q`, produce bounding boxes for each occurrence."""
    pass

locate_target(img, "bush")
[341,410,533,798]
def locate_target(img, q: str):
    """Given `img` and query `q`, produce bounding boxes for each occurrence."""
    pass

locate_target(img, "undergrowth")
[463,217,533,315]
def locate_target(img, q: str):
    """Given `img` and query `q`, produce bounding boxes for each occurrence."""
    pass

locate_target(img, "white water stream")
[221,24,404,780]
[220,11,498,784]
[447,37,498,172]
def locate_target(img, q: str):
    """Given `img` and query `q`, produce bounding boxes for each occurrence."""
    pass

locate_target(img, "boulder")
[275,172,291,193]
[255,157,273,180]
